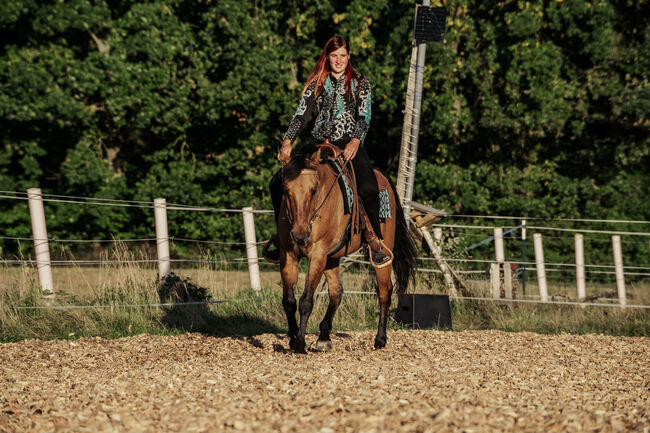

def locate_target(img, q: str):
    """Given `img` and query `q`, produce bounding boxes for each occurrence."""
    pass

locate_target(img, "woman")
[266,35,390,266]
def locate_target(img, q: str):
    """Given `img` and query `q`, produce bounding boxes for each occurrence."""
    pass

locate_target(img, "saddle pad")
[375,170,391,219]
[325,160,354,214]
[324,160,391,218]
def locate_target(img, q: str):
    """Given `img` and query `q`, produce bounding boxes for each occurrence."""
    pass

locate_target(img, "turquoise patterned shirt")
[283,73,372,145]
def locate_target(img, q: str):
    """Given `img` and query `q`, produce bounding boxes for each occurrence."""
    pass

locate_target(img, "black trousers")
[270,140,383,239]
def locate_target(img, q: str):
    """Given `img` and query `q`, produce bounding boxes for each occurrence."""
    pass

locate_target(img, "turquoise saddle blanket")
[326,160,391,219]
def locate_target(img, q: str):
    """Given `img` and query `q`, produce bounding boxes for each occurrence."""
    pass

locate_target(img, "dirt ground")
[0,330,648,433]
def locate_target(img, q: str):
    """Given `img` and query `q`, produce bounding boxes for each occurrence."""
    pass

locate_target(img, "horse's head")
[281,150,322,247]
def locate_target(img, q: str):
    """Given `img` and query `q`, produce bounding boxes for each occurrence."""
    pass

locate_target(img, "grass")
[1,247,648,342]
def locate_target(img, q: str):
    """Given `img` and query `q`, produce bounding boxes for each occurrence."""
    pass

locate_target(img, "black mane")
[282,154,318,181]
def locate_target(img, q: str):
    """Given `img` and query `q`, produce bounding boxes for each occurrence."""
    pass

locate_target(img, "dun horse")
[274,147,417,353]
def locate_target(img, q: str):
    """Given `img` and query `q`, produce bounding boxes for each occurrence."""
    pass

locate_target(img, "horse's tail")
[385,174,417,294]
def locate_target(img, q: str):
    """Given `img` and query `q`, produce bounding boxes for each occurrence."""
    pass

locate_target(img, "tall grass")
[1,245,648,342]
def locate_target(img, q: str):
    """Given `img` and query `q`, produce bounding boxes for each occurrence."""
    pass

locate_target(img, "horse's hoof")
[291,339,306,354]
[315,340,332,352]
[374,336,386,349]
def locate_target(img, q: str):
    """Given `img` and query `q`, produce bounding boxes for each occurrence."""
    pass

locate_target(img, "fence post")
[154,198,170,281]
[521,219,526,296]
[242,207,261,293]
[533,233,548,302]
[490,263,500,299]
[27,188,54,297]
[494,227,505,263]
[574,234,586,301]
[611,235,626,309]
[432,227,458,298]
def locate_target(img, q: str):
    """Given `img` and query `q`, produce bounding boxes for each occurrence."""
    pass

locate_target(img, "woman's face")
[328,46,349,76]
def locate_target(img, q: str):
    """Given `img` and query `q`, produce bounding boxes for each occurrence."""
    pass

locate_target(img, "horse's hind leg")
[374,265,393,349]
[316,258,343,352]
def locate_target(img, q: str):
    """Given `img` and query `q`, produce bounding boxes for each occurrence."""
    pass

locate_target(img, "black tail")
[385,175,417,294]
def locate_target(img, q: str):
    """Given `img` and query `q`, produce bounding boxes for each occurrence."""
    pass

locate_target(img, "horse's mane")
[283,154,319,181]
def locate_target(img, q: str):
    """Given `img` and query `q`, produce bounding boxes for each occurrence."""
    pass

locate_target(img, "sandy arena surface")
[0,330,648,432]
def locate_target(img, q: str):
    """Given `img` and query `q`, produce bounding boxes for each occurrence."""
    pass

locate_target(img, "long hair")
[303,35,357,97]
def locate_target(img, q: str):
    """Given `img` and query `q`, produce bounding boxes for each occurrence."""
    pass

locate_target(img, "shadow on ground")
[158,273,284,337]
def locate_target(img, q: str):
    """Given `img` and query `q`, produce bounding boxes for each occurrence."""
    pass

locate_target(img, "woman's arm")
[282,80,318,144]
[351,76,372,145]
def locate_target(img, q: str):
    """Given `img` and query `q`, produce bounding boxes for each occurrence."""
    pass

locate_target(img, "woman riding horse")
[265,35,391,266]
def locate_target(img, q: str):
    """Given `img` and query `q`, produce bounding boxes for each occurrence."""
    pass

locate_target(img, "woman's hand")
[277,139,292,165]
[343,139,360,162]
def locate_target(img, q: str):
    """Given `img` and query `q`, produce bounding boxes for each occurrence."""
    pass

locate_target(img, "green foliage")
[0,0,648,271]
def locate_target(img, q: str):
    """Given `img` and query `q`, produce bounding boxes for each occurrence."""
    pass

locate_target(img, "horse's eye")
[311,188,317,196]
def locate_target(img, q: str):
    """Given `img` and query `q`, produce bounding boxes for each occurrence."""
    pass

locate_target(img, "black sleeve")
[283,80,318,143]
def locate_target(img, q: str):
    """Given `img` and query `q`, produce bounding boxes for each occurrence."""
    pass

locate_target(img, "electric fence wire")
[10,294,650,311]
[0,235,265,246]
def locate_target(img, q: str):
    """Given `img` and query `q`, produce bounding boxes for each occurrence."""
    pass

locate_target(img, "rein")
[309,158,351,225]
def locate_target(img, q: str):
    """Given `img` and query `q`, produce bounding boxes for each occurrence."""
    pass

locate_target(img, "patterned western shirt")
[283,73,372,145]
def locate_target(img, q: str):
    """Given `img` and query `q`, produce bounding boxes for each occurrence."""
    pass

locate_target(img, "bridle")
[282,157,350,239]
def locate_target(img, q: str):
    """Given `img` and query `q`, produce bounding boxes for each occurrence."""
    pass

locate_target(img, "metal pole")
[611,235,626,309]
[574,234,586,301]
[27,188,54,297]
[242,207,262,293]
[154,198,171,281]
[521,219,526,296]
[533,233,548,302]
[402,0,431,224]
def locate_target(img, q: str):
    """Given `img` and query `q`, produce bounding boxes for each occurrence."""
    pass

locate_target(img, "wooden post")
[611,235,626,309]
[429,227,458,298]
[490,263,500,299]
[27,188,54,297]
[533,233,548,302]
[504,263,513,299]
[494,227,505,263]
[574,234,586,301]
[242,207,261,293]
[154,198,170,281]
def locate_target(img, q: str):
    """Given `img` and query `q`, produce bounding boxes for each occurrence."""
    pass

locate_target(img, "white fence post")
[242,207,261,293]
[494,227,505,263]
[27,188,54,297]
[611,235,626,309]
[154,198,170,281]
[533,233,548,302]
[490,263,500,299]
[574,234,586,301]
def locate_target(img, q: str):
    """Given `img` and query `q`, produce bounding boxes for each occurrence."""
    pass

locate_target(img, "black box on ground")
[395,294,452,330]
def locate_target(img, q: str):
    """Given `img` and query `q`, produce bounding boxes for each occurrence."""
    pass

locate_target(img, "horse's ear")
[310,148,322,165]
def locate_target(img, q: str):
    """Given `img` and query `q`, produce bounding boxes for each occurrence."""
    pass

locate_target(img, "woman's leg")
[350,147,383,240]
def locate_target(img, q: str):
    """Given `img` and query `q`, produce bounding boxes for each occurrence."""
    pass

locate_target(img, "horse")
[275,147,417,353]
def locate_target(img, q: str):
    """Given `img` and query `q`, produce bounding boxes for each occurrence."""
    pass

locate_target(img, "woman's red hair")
[303,35,357,96]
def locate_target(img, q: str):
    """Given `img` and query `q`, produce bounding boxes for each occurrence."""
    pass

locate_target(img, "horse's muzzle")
[290,230,311,246]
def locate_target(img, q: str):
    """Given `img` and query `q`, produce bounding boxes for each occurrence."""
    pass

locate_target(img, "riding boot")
[364,226,393,268]
[262,234,280,264]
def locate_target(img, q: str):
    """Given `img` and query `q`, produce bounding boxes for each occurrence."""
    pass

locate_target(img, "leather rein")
[283,143,355,236]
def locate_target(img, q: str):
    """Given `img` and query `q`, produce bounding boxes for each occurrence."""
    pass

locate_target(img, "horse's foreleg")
[294,255,327,353]
[281,253,299,347]
[374,265,394,349]
[316,259,343,351]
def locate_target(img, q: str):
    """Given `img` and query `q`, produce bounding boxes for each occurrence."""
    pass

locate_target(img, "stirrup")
[368,239,394,269]
[262,235,280,264]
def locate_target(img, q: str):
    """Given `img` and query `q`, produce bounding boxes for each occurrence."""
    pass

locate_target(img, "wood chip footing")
[1,330,648,432]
